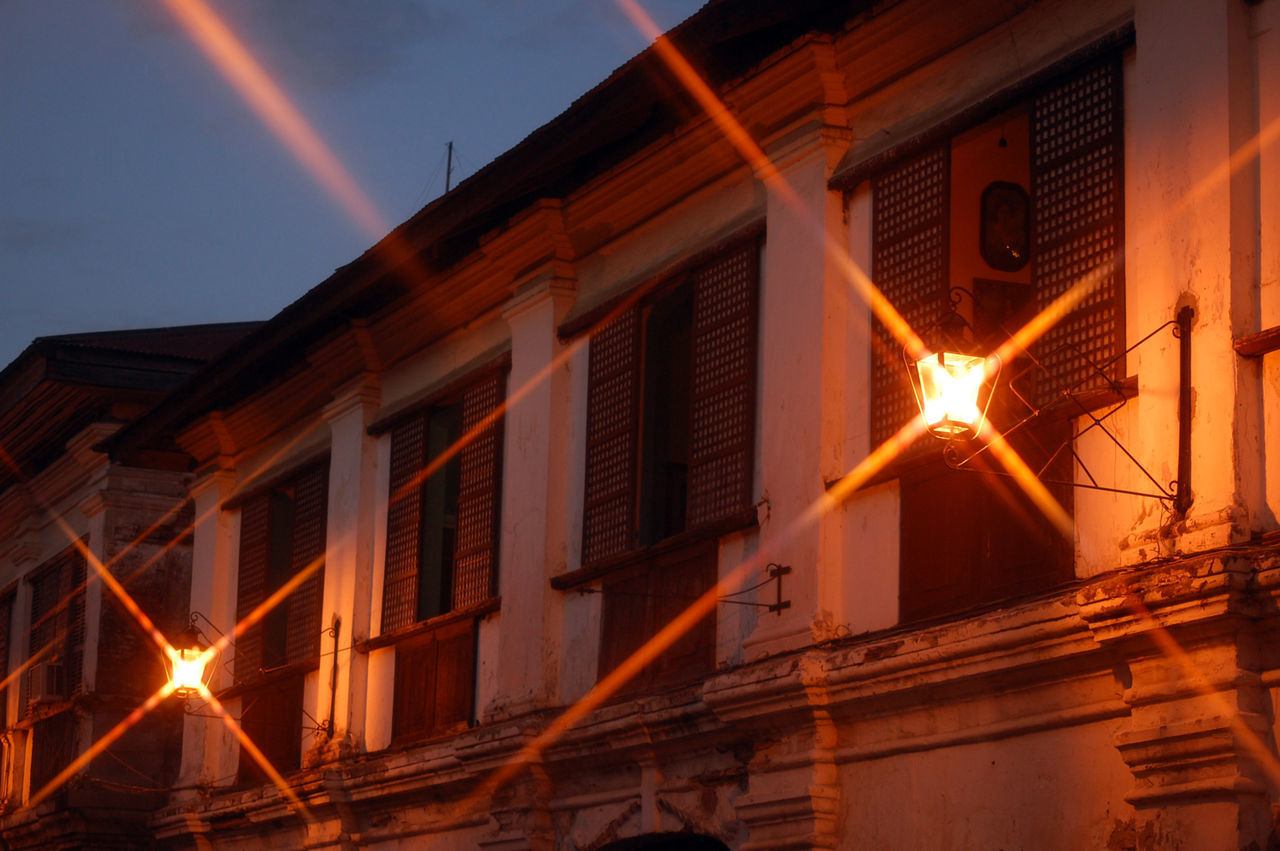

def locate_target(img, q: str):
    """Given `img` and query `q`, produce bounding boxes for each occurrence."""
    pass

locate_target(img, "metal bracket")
[940,306,1194,516]
[580,561,792,616]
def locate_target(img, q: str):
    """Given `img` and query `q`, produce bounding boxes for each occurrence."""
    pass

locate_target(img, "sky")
[0,0,706,369]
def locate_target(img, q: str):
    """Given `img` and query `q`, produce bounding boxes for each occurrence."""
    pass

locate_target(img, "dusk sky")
[0,0,705,369]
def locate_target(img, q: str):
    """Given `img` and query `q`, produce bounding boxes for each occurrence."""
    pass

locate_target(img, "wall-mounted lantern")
[910,351,1000,439]
[166,622,215,698]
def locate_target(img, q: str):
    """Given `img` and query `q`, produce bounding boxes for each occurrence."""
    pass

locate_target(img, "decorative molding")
[480,199,577,293]
[322,379,381,426]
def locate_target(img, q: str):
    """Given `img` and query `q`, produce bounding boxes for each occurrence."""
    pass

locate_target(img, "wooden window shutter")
[381,415,427,634]
[452,373,505,609]
[1031,57,1125,405]
[285,464,328,665]
[687,240,760,528]
[390,617,477,742]
[870,146,950,450]
[391,633,436,738]
[27,563,55,715]
[235,494,270,678]
[582,308,642,563]
[26,546,86,703]
[63,549,86,696]
[238,673,304,780]
[431,618,476,730]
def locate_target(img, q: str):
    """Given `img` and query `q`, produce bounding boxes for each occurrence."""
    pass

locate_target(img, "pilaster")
[490,273,577,718]
[316,379,381,757]
[176,469,238,792]
[1079,555,1276,849]
[751,122,852,655]
[706,654,839,850]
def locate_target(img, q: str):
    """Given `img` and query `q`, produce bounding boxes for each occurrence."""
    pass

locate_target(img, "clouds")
[0,0,707,370]
[213,0,448,91]
[0,215,92,255]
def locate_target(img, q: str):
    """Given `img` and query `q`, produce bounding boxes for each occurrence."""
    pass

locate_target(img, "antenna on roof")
[445,141,455,193]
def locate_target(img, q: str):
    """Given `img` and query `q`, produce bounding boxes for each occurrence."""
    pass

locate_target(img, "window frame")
[367,360,507,745]
[563,232,762,692]
[857,47,1128,622]
[575,232,763,572]
[25,542,87,714]
[227,457,329,782]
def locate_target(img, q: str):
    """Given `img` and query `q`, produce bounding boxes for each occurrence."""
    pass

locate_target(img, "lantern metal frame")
[905,348,1003,440]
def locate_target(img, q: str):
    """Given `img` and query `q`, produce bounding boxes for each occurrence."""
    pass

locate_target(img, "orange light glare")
[915,352,990,438]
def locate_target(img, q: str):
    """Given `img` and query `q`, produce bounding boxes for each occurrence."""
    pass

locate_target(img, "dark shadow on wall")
[599,834,730,851]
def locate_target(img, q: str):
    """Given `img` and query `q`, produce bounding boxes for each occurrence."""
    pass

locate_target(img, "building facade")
[4,0,1278,848]
[0,325,257,847]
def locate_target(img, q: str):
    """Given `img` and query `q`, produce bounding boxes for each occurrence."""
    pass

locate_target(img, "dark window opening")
[418,403,462,622]
[639,280,694,546]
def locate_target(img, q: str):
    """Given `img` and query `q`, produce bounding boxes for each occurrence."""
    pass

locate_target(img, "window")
[27,544,87,709]
[380,368,504,743]
[234,460,327,781]
[870,57,1123,621]
[25,544,86,795]
[582,237,759,688]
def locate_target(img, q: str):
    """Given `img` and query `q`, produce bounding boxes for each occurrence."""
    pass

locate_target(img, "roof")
[0,322,262,492]
[106,0,864,463]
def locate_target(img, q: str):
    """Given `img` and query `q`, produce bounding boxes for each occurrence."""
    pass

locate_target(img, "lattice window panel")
[1031,58,1125,405]
[285,464,328,666]
[688,240,759,527]
[381,416,426,634]
[65,551,85,697]
[453,373,505,609]
[26,545,86,712]
[871,146,949,449]
[234,494,270,679]
[582,308,641,563]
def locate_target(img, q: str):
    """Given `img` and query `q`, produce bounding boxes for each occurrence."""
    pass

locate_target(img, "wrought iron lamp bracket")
[939,305,1194,516]
[581,562,791,616]
[181,610,342,738]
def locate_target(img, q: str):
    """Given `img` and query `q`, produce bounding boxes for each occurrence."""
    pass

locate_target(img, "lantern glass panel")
[916,352,986,437]
[168,646,211,696]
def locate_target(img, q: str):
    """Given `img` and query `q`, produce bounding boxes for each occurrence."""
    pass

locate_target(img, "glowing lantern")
[913,351,997,439]
[166,625,213,698]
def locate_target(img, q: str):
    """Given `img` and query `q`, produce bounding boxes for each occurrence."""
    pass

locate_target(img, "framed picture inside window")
[980,181,1030,272]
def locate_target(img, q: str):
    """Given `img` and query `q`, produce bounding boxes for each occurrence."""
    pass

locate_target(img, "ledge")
[216,658,321,702]
[1234,325,1280,358]
[355,597,501,653]
[550,507,758,590]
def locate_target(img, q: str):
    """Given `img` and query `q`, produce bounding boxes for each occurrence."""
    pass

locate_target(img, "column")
[176,468,238,792]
